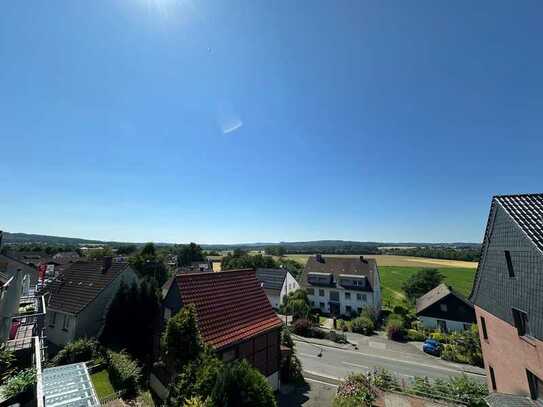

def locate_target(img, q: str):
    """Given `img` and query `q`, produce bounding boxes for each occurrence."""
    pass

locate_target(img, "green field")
[90,369,115,400]
[380,266,476,309]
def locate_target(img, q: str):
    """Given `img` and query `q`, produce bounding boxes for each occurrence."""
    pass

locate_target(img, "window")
[357,307,362,314]
[440,303,448,312]
[480,316,488,340]
[345,292,351,300]
[505,250,515,277]
[527,370,543,401]
[164,307,172,321]
[463,324,471,331]
[319,289,324,297]
[306,288,315,295]
[437,320,447,333]
[512,308,530,337]
[310,301,315,307]
[62,314,70,331]
[489,366,497,391]
[319,302,325,308]
[49,312,56,327]
[330,291,339,301]
[357,293,362,300]
[346,305,352,314]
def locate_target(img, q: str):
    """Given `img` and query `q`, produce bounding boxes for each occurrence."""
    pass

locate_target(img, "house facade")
[416,283,475,332]
[162,269,283,391]
[45,258,137,348]
[255,268,300,309]
[301,255,381,317]
[470,194,543,406]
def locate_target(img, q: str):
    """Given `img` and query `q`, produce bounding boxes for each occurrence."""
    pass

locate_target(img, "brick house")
[300,255,381,317]
[470,194,543,406]
[162,269,283,390]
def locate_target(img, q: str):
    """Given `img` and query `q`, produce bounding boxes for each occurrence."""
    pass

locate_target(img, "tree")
[280,289,310,320]
[116,244,138,255]
[101,281,161,362]
[162,305,203,372]
[264,246,286,256]
[130,243,169,285]
[172,243,204,267]
[211,360,276,407]
[87,246,113,260]
[401,268,443,302]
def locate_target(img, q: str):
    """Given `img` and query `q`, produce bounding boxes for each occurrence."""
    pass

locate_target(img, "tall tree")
[130,242,169,285]
[402,268,444,303]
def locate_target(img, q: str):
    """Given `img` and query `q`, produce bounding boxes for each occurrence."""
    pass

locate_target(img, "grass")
[90,369,115,400]
[379,266,477,309]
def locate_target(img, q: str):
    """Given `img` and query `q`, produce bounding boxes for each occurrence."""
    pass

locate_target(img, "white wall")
[307,287,378,316]
[46,310,77,347]
[266,371,280,391]
[419,316,471,332]
[279,272,300,306]
[266,292,281,309]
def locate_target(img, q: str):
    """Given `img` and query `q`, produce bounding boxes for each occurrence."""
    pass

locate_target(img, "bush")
[0,344,15,380]
[107,350,141,396]
[351,316,374,335]
[430,332,447,343]
[281,327,294,348]
[338,320,349,332]
[360,306,380,327]
[183,397,213,407]
[386,318,404,341]
[211,360,276,407]
[292,318,313,337]
[367,367,399,391]
[406,329,426,342]
[410,374,487,407]
[51,338,103,366]
[326,330,348,344]
[440,327,483,367]
[334,373,376,407]
[1,369,36,400]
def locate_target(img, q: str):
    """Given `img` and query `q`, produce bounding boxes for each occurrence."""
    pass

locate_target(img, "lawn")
[379,266,477,310]
[90,369,115,400]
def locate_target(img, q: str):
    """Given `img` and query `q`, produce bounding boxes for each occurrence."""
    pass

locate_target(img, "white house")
[301,255,381,317]
[255,268,300,309]
[416,283,475,332]
[45,257,137,347]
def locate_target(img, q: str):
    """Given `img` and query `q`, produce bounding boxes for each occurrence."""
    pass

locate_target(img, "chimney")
[315,254,323,263]
[102,256,113,273]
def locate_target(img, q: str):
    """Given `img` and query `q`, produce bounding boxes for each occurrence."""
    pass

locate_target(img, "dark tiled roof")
[485,393,537,407]
[256,268,287,291]
[495,194,543,253]
[300,256,378,291]
[47,260,132,314]
[415,283,472,314]
[0,254,37,284]
[174,269,282,350]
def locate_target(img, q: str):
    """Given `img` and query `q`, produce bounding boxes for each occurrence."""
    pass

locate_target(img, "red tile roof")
[174,269,282,350]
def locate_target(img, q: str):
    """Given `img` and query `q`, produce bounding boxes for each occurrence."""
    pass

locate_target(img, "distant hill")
[0,231,481,252]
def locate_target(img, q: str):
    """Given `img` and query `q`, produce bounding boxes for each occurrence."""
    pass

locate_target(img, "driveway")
[278,373,337,407]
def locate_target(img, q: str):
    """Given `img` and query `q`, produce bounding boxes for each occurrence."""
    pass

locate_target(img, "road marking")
[296,339,484,377]
[303,370,342,382]
[304,377,338,388]
[342,361,370,371]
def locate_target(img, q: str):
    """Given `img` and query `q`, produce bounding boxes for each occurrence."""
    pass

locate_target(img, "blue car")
[422,339,441,356]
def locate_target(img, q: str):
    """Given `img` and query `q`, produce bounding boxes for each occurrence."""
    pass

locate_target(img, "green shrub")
[430,332,447,343]
[367,367,399,391]
[360,306,380,327]
[406,329,426,342]
[334,373,376,407]
[351,316,374,335]
[326,330,348,344]
[107,350,141,396]
[183,397,213,407]
[51,338,103,366]
[281,327,294,348]
[0,344,15,380]
[410,374,487,407]
[211,359,276,407]
[440,327,483,367]
[338,320,349,332]
[1,369,36,400]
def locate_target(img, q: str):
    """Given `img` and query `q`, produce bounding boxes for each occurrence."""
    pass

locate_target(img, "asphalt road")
[296,340,486,384]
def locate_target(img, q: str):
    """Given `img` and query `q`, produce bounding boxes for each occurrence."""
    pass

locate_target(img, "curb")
[291,334,355,350]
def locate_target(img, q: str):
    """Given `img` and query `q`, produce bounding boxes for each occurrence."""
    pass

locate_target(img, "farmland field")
[284,254,478,269]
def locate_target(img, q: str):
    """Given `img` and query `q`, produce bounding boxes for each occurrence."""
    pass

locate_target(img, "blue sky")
[1,1,542,244]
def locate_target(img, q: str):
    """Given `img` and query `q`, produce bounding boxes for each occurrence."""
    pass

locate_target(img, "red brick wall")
[476,305,543,396]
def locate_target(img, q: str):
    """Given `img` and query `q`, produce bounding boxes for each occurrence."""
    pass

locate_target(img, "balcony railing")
[6,292,47,355]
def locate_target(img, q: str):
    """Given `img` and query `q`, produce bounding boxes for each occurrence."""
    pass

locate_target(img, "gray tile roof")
[46,260,132,314]
[300,255,378,291]
[485,393,537,407]
[256,268,287,291]
[495,194,543,253]
[416,283,472,314]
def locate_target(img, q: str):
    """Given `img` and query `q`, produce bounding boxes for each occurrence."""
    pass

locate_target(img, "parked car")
[422,339,441,356]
